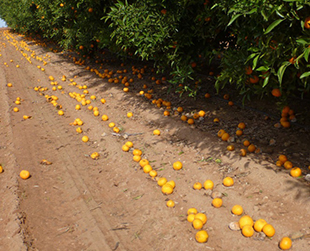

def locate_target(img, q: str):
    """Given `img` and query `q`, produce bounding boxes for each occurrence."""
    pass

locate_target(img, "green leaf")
[256,66,269,71]
[300,71,310,79]
[262,75,270,88]
[227,14,242,26]
[264,19,284,34]
[304,47,310,62]
[296,39,309,45]
[252,55,259,70]
[277,62,290,86]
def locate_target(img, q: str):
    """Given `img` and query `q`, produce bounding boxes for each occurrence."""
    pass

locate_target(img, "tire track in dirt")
[0,65,27,251]
[1,38,123,250]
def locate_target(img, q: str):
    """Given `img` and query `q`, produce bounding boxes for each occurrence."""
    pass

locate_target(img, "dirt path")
[1,30,310,251]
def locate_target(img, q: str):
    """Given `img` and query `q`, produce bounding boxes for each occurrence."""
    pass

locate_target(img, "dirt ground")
[1,28,310,251]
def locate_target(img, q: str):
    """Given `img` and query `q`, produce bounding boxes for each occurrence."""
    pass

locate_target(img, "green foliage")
[0,0,309,100]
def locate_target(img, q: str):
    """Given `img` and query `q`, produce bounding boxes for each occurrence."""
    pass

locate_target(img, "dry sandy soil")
[1,29,310,251]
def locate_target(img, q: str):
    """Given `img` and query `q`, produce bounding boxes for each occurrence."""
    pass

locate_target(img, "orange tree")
[0,0,309,100]
[214,0,310,102]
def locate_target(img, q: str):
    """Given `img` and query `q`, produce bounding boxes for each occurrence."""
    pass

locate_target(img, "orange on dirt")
[187,118,194,125]
[242,225,254,237]
[166,180,176,188]
[153,129,161,135]
[149,170,157,177]
[187,208,198,215]
[163,110,170,116]
[223,94,229,100]
[143,164,153,173]
[113,126,120,133]
[101,115,109,121]
[290,167,302,177]
[254,219,267,232]
[279,237,292,250]
[100,98,106,104]
[205,93,211,98]
[194,213,207,225]
[239,215,254,229]
[173,161,183,170]
[228,101,234,106]
[181,115,187,121]
[82,136,89,142]
[108,122,115,128]
[231,205,243,216]
[213,118,220,123]
[198,110,205,117]
[166,200,175,208]
[248,144,256,153]
[157,177,167,187]
[243,140,250,147]
[281,121,291,128]
[161,184,174,195]
[272,88,282,97]
[13,107,19,112]
[217,129,225,138]
[122,145,130,152]
[192,219,203,230]
[236,130,243,136]
[87,105,93,111]
[133,155,141,162]
[245,66,253,75]
[93,110,99,116]
[221,133,230,141]
[139,159,149,168]
[212,198,223,208]
[283,161,293,169]
[227,145,235,151]
[187,214,196,223]
[76,127,83,134]
[262,224,275,237]
[7,83,13,87]
[193,182,202,190]
[195,230,208,243]
[276,160,283,167]
[238,122,246,129]
[223,177,234,187]
[127,112,133,118]
[203,180,214,190]
[125,141,133,148]
[240,149,247,157]
[58,110,64,116]
[75,104,81,110]
[282,106,290,114]
[133,149,142,156]
[20,170,30,180]
[278,155,288,163]
[177,107,183,113]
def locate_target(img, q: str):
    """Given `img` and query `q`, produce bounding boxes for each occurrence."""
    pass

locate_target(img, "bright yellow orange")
[290,167,302,177]
[193,182,202,190]
[254,219,267,232]
[279,237,292,250]
[173,161,183,170]
[20,170,30,180]
[242,225,254,237]
[157,177,167,187]
[223,177,234,187]
[212,198,223,208]
[262,224,275,237]
[239,215,254,229]
[194,213,207,225]
[203,180,214,190]
[195,230,208,243]
[166,200,175,208]
[187,208,198,215]
[231,205,243,215]
[192,219,203,230]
